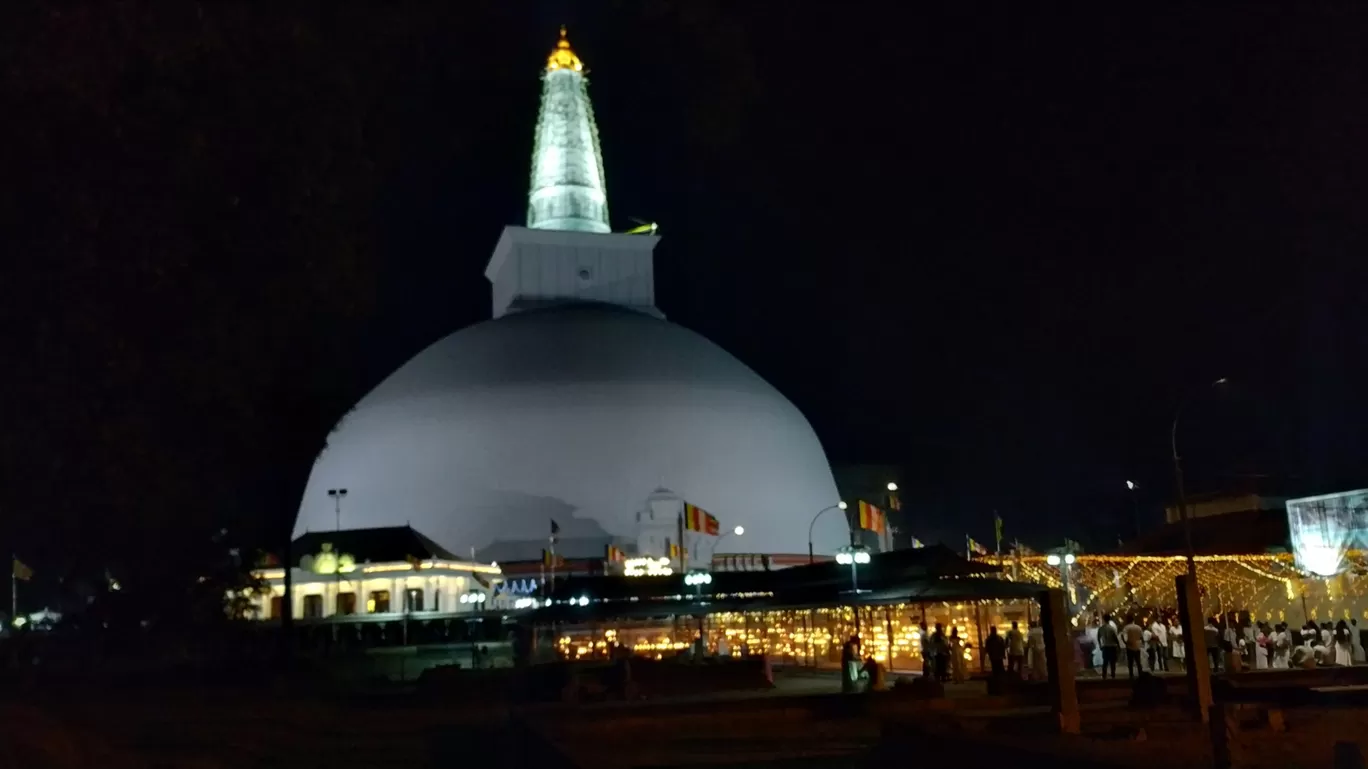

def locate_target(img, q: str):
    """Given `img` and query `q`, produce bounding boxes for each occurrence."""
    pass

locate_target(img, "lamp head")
[886,482,899,492]
[733,525,745,536]
[1126,480,1136,490]
[1046,554,1062,566]
[838,501,848,510]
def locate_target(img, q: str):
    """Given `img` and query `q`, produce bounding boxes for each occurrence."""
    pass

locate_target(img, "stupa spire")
[527,27,610,234]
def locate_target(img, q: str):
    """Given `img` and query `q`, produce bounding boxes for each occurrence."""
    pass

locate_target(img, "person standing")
[918,621,934,678]
[841,635,860,693]
[1168,618,1185,669]
[1027,621,1047,680]
[932,623,950,682]
[1122,616,1144,679]
[1006,621,1026,677]
[950,627,968,683]
[1149,617,1169,672]
[985,625,1006,678]
[1335,620,1354,667]
[1205,619,1223,672]
[1097,614,1120,679]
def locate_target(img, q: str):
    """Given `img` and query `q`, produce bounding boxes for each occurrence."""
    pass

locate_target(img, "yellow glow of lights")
[546,26,584,73]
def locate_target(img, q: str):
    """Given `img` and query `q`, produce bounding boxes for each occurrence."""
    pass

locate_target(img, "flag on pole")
[857,501,886,533]
[684,503,721,535]
[966,537,988,556]
[549,519,560,544]
[910,537,924,549]
[541,549,564,568]
[605,544,626,563]
[12,558,33,582]
[994,514,1004,551]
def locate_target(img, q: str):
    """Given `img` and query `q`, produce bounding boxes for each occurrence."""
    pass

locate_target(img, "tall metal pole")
[1171,378,1225,581]
[807,503,847,564]
[1171,419,1196,580]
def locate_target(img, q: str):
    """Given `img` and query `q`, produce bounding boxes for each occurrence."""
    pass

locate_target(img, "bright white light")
[854,551,871,564]
[576,596,589,607]
[1047,554,1062,566]
[459,594,470,604]
[887,482,898,492]
[1125,480,1136,491]
[838,501,848,510]
[836,552,854,565]
[1064,553,1076,565]
[734,526,745,536]
[513,597,535,609]
[684,572,713,586]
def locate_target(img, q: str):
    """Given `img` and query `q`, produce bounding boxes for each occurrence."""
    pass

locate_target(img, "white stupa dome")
[294,299,848,558]
[294,32,847,560]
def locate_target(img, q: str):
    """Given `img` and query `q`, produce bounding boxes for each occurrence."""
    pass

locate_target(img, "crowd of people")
[1078,612,1368,677]
[839,609,1368,692]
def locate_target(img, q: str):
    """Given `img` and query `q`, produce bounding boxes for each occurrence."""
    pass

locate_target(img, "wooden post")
[1176,574,1213,723]
[1038,587,1080,734]
[974,603,987,672]
[884,606,895,672]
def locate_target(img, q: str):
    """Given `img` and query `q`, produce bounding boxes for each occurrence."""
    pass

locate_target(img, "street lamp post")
[705,526,745,569]
[1171,378,1228,579]
[1046,551,1076,616]
[808,502,849,564]
[327,488,348,532]
[836,545,872,635]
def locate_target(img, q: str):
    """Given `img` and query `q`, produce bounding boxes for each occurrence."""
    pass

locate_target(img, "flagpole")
[10,554,17,628]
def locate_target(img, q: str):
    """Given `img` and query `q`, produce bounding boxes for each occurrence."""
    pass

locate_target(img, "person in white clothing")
[1150,619,1169,671]
[1027,621,1047,680]
[1169,621,1185,662]
[1271,623,1290,669]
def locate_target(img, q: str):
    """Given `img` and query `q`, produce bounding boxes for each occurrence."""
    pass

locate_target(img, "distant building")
[1162,492,1288,524]
[251,526,502,620]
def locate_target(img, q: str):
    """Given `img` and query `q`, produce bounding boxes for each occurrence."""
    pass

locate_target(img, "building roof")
[527,545,1018,622]
[291,526,459,566]
[1124,508,1290,556]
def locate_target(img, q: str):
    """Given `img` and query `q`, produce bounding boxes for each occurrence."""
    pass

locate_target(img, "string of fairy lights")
[999,552,1368,624]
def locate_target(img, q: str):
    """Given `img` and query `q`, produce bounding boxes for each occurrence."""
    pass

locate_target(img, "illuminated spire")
[527,26,610,234]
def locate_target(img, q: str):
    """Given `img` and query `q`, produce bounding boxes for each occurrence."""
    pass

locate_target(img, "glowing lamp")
[1047,554,1062,566]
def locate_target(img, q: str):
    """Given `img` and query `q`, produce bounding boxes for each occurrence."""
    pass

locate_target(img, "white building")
[293,28,847,569]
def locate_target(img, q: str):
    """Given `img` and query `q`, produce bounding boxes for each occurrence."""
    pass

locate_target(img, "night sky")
[3,2,1367,586]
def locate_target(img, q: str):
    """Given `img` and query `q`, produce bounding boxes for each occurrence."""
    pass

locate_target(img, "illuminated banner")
[1287,489,1368,577]
[624,556,673,577]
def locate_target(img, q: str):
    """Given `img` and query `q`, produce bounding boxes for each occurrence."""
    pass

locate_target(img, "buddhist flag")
[405,554,424,570]
[994,514,1004,549]
[910,537,924,549]
[542,549,564,568]
[667,541,687,561]
[966,537,988,556]
[12,558,33,582]
[684,503,720,535]
[857,501,886,533]
[605,544,626,563]
[550,519,561,544]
